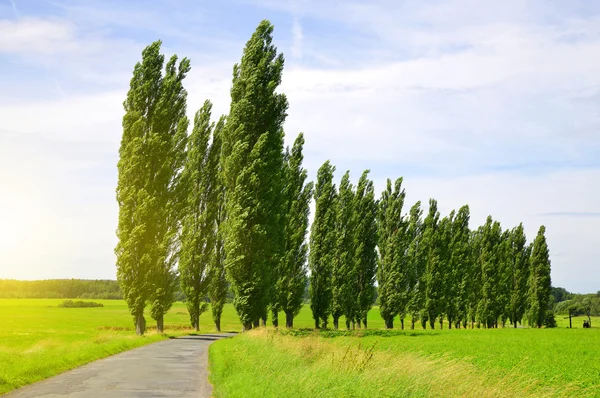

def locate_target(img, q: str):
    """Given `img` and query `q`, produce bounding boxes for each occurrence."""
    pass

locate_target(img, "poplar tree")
[406,202,425,329]
[477,217,502,328]
[508,224,529,328]
[353,170,378,328]
[179,101,214,331]
[438,211,454,328]
[220,20,287,331]
[309,161,337,329]
[377,178,407,329]
[275,133,313,328]
[527,225,552,328]
[207,116,227,332]
[450,205,471,328]
[331,171,355,329]
[116,41,190,335]
[423,199,441,329]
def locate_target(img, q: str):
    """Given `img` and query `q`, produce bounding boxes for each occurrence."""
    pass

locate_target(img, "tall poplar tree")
[406,202,425,329]
[275,133,313,328]
[116,41,190,335]
[438,211,454,328]
[476,217,503,328]
[353,170,378,328]
[508,223,529,328]
[450,205,471,328]
[331,171,355,329]
[220,20,287,331]
[309,161,337,329]
[377,178,407,329]
[207,116,228,332]
[527,225,552,328]
[423,199,441,329]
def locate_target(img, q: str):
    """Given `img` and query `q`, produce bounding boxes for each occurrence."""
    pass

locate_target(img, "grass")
[0,298,237,395]
[2,298,598,396]
[210,325,600,397]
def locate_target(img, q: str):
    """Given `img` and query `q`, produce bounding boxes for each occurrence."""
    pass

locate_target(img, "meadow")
[210,326,600,397]
[1,299,598,396]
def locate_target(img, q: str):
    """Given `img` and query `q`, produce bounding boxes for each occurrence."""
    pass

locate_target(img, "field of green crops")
[2,298,598,396]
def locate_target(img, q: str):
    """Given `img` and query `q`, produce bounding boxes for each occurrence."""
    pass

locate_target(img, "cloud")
[0,18,76,54]
[291,18,303,59]
[538,212,600,218]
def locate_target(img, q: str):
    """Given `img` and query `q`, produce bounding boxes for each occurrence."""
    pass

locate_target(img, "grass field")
[2,299,598,396]
[210,327,600,397]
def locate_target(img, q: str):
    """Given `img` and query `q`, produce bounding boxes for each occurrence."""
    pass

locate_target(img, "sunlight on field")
[210,328,600,397]
[1,299,598,395]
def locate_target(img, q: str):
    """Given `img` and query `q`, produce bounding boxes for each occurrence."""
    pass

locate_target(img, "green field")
[2,299,598,396]
[210,327,600,397]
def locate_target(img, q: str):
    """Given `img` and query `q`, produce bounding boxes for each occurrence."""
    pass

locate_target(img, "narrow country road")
[5,333,236,398]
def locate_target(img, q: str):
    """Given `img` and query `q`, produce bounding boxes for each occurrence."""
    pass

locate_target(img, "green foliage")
[275,133,313,328]
[507,224,529,327]
[179,100,216,331]
[220,20,288,330]
[527,226,552,328]
[0,279,122,299]
[544,310,557,328]
[423,199,442,329]
[309,161,337,328]
[352,170,378,328]
[376,177,407,329]
[450,205,471,328]
[207,117,228,332]
[57,300,104,308]
[331,171,355,329]
[406,202,425,328]
[116,41,190,334]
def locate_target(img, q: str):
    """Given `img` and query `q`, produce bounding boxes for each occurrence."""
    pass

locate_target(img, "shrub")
[544,310,557,328]
[58,300,104,308]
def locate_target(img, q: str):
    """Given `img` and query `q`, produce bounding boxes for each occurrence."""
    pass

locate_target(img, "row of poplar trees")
[310,169,552,331]
[116,21,313,334]
[115,20,552,335]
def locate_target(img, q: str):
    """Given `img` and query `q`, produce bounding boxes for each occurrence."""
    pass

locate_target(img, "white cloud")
[0,18,76,54]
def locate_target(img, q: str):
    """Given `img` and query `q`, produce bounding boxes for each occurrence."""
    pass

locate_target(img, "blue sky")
[0,0,599,293]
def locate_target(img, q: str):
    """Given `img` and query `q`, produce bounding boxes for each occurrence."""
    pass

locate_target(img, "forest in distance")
[106,19,592,335]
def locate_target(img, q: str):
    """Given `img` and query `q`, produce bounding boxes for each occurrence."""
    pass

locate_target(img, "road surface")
[6,333,236,398]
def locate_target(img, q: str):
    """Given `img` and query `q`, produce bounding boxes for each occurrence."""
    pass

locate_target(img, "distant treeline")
[0,279,123,299]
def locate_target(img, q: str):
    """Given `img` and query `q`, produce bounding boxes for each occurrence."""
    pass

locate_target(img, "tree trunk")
[260,314,267,327]
[272,309,279,328]
[440,317,443,329]
[411,319,415,330]
[448,320,452,329]
[156,314,164,334]
[363,319,367,329]
[135,314,146,336]
[400,318,404,330]
[253,318,260,328]
[285,312,293,328]
[357,321,361,329]
[333,317,339,329]
[215,318,221,333]
[352,321,355,330]
[385,318,393,329]
[345,319,350,330]
[429,319,435,329]
[322,319,328,329]
[314,319,320,329]
[242,322,253,332]
[194,320,199,332]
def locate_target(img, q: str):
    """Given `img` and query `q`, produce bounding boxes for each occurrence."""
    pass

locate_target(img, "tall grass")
[210,328,600,397]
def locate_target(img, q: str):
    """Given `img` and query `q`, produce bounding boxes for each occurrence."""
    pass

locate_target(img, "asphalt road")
[5,333,236,398]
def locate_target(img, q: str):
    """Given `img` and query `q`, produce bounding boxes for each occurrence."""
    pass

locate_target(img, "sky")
[0,0,599,293]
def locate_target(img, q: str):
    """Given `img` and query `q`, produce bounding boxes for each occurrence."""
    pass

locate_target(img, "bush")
[58,300,104,308]
[544,310,557,328]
